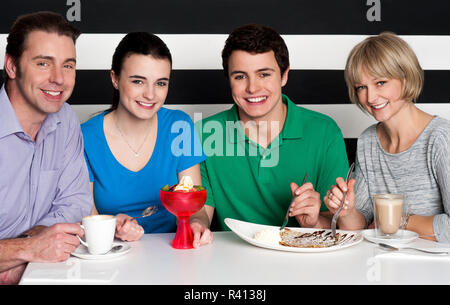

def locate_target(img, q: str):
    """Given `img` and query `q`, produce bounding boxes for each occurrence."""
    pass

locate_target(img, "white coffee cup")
[78,215,116,255]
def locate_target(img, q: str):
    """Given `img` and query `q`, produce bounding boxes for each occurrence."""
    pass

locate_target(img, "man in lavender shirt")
[0,12,92,284]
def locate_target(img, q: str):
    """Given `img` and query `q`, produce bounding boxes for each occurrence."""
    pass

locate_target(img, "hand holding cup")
[77,215,116,255]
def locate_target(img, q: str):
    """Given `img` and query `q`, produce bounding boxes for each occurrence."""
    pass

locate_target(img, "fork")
[378,243,449,255]
[331,162,355,239]
[280,172,308,230]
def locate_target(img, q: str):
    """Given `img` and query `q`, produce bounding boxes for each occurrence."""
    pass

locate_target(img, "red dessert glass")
[160,188,207,249]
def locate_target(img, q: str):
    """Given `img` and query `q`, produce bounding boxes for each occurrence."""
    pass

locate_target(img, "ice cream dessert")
[174,176,195,192]
[159,176,207,249]
[253,228,282,245]
[161,176,205,192]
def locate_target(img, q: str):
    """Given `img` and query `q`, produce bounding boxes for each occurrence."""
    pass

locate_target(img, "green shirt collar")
[226,94,303,144]
[280,94,304,139]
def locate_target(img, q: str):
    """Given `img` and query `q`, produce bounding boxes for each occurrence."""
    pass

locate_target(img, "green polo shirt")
[196,95,349,231]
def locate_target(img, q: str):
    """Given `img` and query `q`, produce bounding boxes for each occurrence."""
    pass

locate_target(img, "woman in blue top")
[81,32,213,246]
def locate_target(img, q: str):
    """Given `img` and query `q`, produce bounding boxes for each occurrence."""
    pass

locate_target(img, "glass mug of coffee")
[373,194,407,238]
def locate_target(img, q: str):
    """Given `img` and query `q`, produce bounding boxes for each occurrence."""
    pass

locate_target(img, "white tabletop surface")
[19,231,450,285]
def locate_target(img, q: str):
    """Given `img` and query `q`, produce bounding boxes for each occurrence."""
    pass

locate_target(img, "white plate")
[224,218,363,253]
[71,243,131,260]
[362,229,418,245]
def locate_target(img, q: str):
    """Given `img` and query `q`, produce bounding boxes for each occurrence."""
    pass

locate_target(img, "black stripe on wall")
[1,69,447,105]
[1,0,450,35]
[345,138,357,166]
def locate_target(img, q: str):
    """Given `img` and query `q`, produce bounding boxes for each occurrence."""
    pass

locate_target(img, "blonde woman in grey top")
[324,32,450,243]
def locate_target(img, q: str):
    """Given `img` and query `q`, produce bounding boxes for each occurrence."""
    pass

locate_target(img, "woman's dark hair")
[221,24,289,77]
[109,32,172,111]
[4,11,81,83]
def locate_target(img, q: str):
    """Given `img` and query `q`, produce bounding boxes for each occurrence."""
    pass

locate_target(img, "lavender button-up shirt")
[0,86,93,239]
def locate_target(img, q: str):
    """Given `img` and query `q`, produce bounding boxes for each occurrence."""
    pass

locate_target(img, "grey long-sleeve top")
[354,116,450,243]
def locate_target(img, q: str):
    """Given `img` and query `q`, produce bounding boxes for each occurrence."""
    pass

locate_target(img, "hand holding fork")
[326,163,356,218]
[280,173,308,230]
[329,163,355,238]
[281,172,324,229]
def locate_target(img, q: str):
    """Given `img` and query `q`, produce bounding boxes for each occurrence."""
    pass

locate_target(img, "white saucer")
[71,243,131,260]
[362,229,418,245]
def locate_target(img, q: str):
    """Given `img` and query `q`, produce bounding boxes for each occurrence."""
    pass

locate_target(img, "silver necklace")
[114,115,152,158]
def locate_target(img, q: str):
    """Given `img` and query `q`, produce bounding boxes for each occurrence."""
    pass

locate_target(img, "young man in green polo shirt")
[191,24,348,238]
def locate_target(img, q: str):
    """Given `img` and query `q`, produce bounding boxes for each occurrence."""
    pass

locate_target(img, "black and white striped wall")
[1,0,450,163]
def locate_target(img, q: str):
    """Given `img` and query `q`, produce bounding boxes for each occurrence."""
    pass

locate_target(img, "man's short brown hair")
[4,11,81,83]
[221,24,289,77]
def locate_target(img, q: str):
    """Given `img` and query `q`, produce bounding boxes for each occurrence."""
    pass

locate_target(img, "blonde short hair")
[344,32,424,111]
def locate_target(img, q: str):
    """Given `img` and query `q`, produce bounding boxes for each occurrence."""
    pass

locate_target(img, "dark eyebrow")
[230,67,276,76]
[256,67,276,73]
[129,75,170,81]
[31,55,76,64]
[129,75,147,80]
[32,55,53,61]
[65,58,77,64]
[229,70,246,76]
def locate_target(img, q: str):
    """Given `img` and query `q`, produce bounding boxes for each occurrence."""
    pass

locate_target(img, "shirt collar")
[226,105,246,144]
[226,94,304,144]
[280,94,304,139]
[38,106,61,140]
[35,111,61,145]
[0,84,61,142]
[0,85,24,139]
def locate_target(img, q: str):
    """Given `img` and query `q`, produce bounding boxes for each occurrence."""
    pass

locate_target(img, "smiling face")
[355,69,408,123]
[111,53,171,121]
[6,30,76,117]
[227,50,289,123]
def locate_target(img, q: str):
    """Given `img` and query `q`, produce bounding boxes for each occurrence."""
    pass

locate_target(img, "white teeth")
[43,90,61,96]
[247,96,267,103]
[372,101,388,109]
[137,101,154,107]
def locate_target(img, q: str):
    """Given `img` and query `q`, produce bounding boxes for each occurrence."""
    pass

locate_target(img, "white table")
[19,231,450,285]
